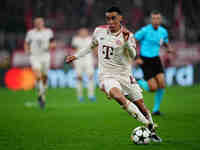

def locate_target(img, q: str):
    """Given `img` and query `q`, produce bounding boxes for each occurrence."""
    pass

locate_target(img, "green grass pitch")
[0,85,200,150]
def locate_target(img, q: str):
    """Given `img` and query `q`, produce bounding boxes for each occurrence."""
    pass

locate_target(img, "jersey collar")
[150,24,160,31]
[107,25,123,37]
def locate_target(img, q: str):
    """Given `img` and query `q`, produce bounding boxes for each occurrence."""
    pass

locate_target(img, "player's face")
[105,12,122,33]
[151,14,162,29]
[34,18,45,30]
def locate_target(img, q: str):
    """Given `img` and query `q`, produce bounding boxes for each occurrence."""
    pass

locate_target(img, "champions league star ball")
[131,126,151,144]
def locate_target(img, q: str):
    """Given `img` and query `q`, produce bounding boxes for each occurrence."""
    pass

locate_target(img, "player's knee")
[34,71,42,80]
[42,75,48,84]
[36,74,42,80]
[159,82,165,89]
[149,84,158,92]
[109,89,123,101]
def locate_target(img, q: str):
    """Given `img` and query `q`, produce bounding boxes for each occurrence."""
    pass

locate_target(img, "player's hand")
[166,46,173,53]
[49,41,56,50]
[166,45,175,55]
[135,58,143,65]
[65,56,77,63]
[166,48,174,54]
[122,28,130,42]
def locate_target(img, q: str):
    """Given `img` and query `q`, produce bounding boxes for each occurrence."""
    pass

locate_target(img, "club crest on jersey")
[116,39,122,45]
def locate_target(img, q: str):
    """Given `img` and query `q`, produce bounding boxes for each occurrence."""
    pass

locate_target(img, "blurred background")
[0,0,200,90]
[1,1,200,150]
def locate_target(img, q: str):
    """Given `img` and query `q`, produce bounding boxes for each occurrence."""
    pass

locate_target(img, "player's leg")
[76,75,84,102]
[123,80,154,124]
[152,57,165,115]
[135,98,162,142]
[74,60,84,102]
[100,79,150,125]
[137,77,159,92]
[39,55,51,108]
[152,73,165,115]
[34,69,45,108]
[137,79,149,91]
[137,57,159,92]
[86,61,96,102]
[138,77,159,92]
[30,56,45,108]
[147,78,158,92]
[125,82,162,142]
[137,59,150,91]
[87,74,96,101]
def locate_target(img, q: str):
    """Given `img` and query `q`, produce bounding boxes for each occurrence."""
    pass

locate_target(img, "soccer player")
[134,10,173,115]
[71,28,96,102]
[66,7,162,142]
[24,17,56,109]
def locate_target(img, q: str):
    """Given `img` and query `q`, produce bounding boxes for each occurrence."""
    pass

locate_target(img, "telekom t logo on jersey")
[102,45,114,59]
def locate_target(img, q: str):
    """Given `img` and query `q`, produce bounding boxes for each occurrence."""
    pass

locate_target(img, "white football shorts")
[99,75,143,101]
[30,53,50,74]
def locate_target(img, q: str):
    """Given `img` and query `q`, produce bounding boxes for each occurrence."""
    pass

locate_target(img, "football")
[130,126,151,144]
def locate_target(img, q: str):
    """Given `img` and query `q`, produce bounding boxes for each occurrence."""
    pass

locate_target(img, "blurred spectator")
[130,0,144,30]
[0,50,10,87]
[0,0,199,53]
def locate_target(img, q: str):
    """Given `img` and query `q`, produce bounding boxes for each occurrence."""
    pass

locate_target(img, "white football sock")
[88,78,95,97]
[126,101,150,125]
[77,80,83,98]
[148,111,154,124]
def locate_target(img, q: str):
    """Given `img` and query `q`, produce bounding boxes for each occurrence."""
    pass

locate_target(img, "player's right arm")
[24,31,31,54]
[71,36,78,51]
[49,30,56,50]
[66,29,99,63]
[24,32,30,53]
[162,29,174,54]
[66,39,98,63]
[24,41,30,54]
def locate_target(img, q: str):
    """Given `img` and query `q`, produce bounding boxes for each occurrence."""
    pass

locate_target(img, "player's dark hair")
[151,10,161,15]
[106,7,122,15]
[33,16,44,22]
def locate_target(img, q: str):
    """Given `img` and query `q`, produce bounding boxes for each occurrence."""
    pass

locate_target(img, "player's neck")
[36,27,45,31]
[152,24,159,30]
[110,26,121,35]
[79,35,89,38]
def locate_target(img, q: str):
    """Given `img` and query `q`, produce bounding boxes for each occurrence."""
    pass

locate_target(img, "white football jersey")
[25,28,53,56]
[72,36,93,61]
[93,25,136,77]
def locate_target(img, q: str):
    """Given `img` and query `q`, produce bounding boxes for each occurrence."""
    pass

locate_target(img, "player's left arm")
[49,38,56,50]
[49,30,56,50]
[163,42,173,53]
[24,31,31,54]
[163,29,173,53]
[122,30,137,59]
